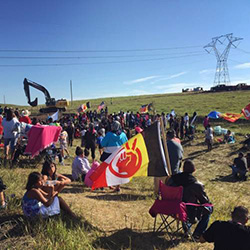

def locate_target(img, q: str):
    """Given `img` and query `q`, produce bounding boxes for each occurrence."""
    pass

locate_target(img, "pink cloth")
[84,161,100,187]
[25,125,62,157]
[149,200,188,221]
[149,182,188,221]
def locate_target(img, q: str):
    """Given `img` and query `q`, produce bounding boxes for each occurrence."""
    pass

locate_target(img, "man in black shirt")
[200,206,250,250]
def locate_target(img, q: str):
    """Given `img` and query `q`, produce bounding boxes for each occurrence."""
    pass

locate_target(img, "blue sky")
[0,0,250,105]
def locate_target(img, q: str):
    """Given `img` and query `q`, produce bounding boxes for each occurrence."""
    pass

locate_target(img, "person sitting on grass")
[223,130,235,144]
[72,146,91,182]
[0,176,7,209]
[230,152,248,181]
[41,160,71,193]
[22,172,76,218]
[200,206,250,250]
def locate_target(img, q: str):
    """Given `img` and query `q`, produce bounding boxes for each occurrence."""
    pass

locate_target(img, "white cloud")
[234,63,250,69]
[150,71,188,85]
[124,72,187,86]
[168,71,187,79]
[199,69,214,74]
[123,76,160,85]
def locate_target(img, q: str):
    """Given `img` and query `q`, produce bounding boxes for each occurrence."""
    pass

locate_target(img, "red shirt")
[19,116,31,124]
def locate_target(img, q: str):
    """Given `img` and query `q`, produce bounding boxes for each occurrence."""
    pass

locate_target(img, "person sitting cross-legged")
[200,206,250,250]
[166,160,213,240]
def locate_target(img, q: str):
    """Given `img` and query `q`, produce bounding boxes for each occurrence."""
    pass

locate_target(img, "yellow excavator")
[23,78,69,113]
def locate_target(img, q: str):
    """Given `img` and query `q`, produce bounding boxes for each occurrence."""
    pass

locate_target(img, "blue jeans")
[231,165,246,177]
[185,206,212,236]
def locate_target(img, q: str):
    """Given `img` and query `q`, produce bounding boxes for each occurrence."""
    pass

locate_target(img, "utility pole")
[70,80,73,106]
[204,33,243,86]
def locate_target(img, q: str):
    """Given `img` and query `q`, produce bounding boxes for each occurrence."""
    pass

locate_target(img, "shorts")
[60,141,67,150]
[4,138,17,151]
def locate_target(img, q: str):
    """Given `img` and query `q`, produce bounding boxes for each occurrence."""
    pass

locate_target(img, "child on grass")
[72,147,91,182]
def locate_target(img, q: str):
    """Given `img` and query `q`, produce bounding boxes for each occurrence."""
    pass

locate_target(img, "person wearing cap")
[135,126,143,134]
[167,160,212,239]
[19,110,31,124]
[166,130,183,175]
[200,206,250,249]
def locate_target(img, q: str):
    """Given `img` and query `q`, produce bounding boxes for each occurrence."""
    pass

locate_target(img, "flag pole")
[160,117,172,176]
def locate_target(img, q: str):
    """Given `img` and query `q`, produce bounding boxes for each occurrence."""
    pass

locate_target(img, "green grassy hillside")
[0,90,249,249]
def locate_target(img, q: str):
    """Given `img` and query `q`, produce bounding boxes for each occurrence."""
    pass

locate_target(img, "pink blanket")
[84,161,100,187]
[25,125,62,157]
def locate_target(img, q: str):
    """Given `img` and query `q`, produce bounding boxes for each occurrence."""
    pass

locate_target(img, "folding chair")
[149,181,195,245]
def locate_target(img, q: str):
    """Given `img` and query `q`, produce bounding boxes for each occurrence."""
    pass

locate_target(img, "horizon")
[1,1,250,105]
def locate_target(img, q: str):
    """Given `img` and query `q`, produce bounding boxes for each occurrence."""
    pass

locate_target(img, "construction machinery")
[23,78,69,113]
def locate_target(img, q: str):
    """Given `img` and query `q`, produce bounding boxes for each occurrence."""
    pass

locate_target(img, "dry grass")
[1,130,249,249]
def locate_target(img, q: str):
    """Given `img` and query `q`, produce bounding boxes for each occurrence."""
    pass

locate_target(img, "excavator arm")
[23,78,55,107]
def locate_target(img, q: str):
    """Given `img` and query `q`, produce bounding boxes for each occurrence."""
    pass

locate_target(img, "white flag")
[51,110,59,122]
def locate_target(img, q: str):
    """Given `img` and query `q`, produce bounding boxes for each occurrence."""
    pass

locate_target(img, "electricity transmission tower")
[204,33,243,86]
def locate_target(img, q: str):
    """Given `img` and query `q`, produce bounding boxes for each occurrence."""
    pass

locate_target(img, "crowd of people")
[0,105,249,248]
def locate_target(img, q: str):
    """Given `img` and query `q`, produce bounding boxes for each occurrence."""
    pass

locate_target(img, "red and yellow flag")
[90,122,169,189]
[220,113,243,122]
[242,103,250,120]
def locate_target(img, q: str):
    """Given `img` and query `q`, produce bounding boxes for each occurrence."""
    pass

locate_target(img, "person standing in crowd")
[205,124,213,151]
[203,115,209,130]
[184,112,189,138]
[166,130,183,175]
[59,129,70,164]
[66,122,75,147]
[173,117,180,138]
[19,110,32,124]
[2,108,20,161]
[100,120,128,192]
[84,123,97,161]
[200,206,250,249]
[97,128,105,155]
[80,125,87,147]
[180,116,185,140]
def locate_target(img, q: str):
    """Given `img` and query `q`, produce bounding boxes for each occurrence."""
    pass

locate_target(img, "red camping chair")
[149,181,195,245]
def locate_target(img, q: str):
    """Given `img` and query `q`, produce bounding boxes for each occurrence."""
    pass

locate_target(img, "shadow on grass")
[211,174,239,183]
[86,193,148,201]
[0,213,26,241]
[227,145,249,157]
[0,211,102,244]
[61,184,85,194]
[93,227,191,250]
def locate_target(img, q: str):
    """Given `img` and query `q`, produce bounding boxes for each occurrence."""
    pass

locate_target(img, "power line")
[0,45,203,53]
[235,48,250,54]
[0,53,206,67]
[0,51,204,60]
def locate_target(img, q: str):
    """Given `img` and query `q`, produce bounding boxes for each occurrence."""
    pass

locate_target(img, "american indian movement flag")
[89,121,169,189]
